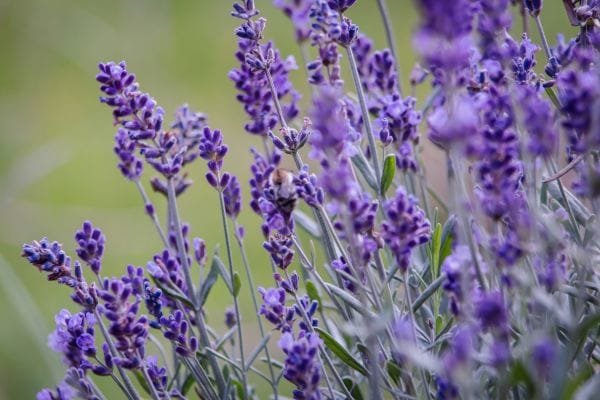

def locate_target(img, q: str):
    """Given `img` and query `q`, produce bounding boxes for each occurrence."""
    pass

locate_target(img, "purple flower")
[368,49,398,96]
[531,336,557,378]
[318,158,357,205]
[442,246,477,316]
[147,249,187,303]
[38,368,100,400]
[307,39,343,86]
[524,0,543,16]
[274,271,300,294]
[74,221,105,275]
[326,0,357,13]
[309,86,357,159]
[509,34,539,84]
[160,310,198,357]
[476,0,512,60]
[22,238,72,280]
[310,0,358,47]
[225,307,237,328]
[377,94,421,171]
[269,118,311,154]
[436,325,475,399]
[97,61,163,141]
[230,2,300,136]
[170,104,208,167]
[48,309,97,369]
[475,291,508,332]
[199,127,231,190]
[144,281,163,328]
[558,53,600,161]
[294,165,324,208]
[474,85,522,221]
[273,0,313,42]
[263,233,295,270]
[193,237,207,267]
[113,128,143,180]
[145,356,168,394]
[382,187,431,272]
[98,277,148,369]
[258,287,295,332]
[517,84,558,158]
[413,0,477,73]
[427,95,480,151]
[278,331,322,400]
[37,379,75,400]
[223,175,242,219]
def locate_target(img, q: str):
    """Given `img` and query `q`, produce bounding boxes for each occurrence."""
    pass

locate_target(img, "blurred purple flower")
[382,187,431,272]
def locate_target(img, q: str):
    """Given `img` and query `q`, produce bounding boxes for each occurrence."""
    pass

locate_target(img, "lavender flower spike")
[279,331,323,400]
[75,221,105,275]
[382,186,431,271]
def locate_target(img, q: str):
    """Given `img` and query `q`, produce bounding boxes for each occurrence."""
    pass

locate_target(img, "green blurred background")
[0,0,572,398]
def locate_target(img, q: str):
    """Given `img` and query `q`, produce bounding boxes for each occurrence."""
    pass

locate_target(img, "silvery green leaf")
[351,151,378,191]
[315,327,368,376]
[212,255,232,293]
[198,256,221,306]
[293,209,321,238]
[245,332,271,371]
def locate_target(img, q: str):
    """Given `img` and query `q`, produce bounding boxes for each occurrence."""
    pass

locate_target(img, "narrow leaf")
[293,209,322,238]
[315,327,368,376]
[133,370,151,395]
[213,255,232,293]
[245,332,272,371]
[305,280,322,312]
[198,256,220,306]
[380,153,396,195]
[232,272,242,297]
[545,86,562,110]
[412,275,444,313]
[351,152,378,191]
[343,377,364,400]
[182,373,195,395]
[153,278,195,309]
[387,361,402,386]
[431,222,442,278]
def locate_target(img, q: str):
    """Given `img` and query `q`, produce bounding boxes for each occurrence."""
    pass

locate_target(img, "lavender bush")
[22,0,600,399]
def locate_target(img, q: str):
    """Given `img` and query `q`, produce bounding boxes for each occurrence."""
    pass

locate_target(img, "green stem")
[166,179,226,396]
[93,309,141,400]
[217,186,248,399]
[404,272,432,400]
[134,180,168,247]
[235,222,279,398]
[346,45,382,183]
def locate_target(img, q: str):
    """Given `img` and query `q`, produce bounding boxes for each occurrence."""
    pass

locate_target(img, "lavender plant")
[23,1,600,399]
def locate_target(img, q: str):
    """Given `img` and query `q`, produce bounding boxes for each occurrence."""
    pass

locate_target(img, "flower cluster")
[21,1,600,399]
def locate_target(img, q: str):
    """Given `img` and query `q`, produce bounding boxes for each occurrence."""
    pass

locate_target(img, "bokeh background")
[0,0,573,398]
